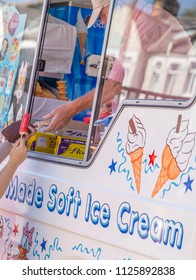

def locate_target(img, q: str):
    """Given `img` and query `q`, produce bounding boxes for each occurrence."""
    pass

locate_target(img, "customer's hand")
[9,138,28,166]
[22,125,36,141]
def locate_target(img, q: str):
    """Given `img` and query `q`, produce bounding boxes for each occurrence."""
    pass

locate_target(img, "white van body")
[0,0,196,260]
[1,99,195,260]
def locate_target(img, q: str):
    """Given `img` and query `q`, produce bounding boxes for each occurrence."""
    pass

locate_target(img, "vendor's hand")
[102,101,113,113]
[100,99,118,118]
[9,138,27,166]
[98,101,113,119]
[42,102,76,133]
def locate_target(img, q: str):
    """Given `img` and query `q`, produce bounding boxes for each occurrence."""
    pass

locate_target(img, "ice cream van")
[0,0,196,260]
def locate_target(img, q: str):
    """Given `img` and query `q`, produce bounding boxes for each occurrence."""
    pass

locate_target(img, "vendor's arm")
[43,78,122,133]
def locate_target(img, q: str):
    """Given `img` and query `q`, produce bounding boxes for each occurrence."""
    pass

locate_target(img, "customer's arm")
[0,138,27,199]
[0,126,36,199]
[0,141,13,164]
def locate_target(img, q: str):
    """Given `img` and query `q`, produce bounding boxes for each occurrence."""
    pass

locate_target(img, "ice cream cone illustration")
[8,103,14,125]
[6,69,14,92]
[77,32,86,64]
[129,147,144,193]
[0,95,5,113]
[16,61,28,104]
[76,9,87,65]
[126,115,146,193]
[151,115,196,198]
[151,145,180,198]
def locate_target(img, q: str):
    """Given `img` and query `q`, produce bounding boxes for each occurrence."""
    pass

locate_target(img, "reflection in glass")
[184,61,196,96]
[89,0,196,152]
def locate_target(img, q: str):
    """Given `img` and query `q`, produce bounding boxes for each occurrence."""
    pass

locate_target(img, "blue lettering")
[5,176,43,209]
[151,217,164,243]
[35,187,43,209]
[47,185,81,218]
[85,193,91,222]
[129,211,139,235]
[117,202,130,234]
[100,203,110,228]
[117,202,183,249]
[92,201,100,225]
[6,176,18,200]
[65,187,74,216]
[93,20,106,28]
[163,220,183,249]
[85,193,110,227]
[18,182,26,203]
[57,192,66,215]
[74,191,81,218]
[47,184,57,212]
[138,213,149,239]
[26,180,35,206]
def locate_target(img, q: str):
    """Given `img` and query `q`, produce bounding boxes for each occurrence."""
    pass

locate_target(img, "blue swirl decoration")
[72,243,102,260]
[44,237,62,260]
[33,232,40,260]
[162,156,196,198]
[143,158,160,174]
[116,132,135,191]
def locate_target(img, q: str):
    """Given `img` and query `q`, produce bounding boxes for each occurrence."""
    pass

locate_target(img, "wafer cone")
[151,145,180,198]
[56,80,68,100]
[128,147,143,193]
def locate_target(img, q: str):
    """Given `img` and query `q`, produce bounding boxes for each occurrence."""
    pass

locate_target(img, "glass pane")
[0,0,47,135]
[108,0,195,100]
[89,0,196,150]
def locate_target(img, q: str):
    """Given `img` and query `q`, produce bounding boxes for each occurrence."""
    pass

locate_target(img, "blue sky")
[179,0,196,12]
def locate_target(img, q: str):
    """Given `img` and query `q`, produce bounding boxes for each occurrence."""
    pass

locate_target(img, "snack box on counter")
[27,132,57,154]
[27,129,89,159]
[54,129,88,160]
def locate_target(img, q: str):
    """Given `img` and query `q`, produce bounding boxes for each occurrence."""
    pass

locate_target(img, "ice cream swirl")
[126,114,146,154]
[166,120,195,171]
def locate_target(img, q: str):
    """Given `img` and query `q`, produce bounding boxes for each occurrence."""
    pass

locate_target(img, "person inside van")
[87,0,110,28]
[42,0,192,133]
[0,126,35,199]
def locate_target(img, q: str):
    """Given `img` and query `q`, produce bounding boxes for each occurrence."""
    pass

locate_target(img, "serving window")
[29,0,104,164]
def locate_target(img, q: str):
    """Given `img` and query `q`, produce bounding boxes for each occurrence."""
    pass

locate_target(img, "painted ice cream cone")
[128,147,144,193]
[0,95,4,112]
[8,103,14,125]
[76,8,87,65]
[126,115,146,193]
[77,32,86,64]
[151,145,180,198]
[151,115,195,198]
